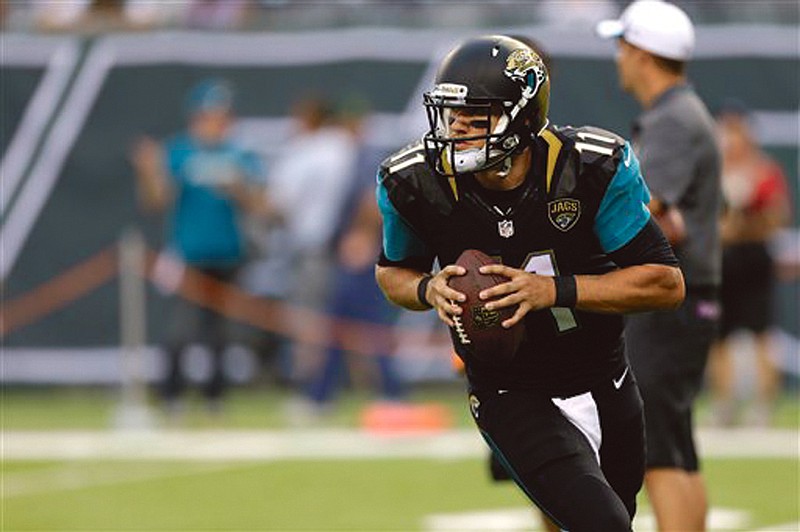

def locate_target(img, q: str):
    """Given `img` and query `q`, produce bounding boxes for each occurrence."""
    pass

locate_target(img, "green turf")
[702,458,800,527]
[3,458,798,531]
[3,386,798,531]
[2,459,518,531]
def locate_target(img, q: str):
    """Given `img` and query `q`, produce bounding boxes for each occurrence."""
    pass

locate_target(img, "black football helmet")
[423,35,550,176]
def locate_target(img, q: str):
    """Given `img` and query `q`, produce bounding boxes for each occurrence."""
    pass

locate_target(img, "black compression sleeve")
[609,218,679,268]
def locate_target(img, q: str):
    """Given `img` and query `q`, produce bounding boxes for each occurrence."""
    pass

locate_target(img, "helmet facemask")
[423,88,525,178]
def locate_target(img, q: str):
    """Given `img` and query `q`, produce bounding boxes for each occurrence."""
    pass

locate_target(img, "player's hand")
[427,265,467,327]
[477,264,556,328]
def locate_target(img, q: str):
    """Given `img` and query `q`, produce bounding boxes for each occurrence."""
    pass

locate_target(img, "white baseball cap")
[596,0,695,61]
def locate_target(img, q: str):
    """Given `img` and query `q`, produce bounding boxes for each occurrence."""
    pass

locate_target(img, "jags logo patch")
[548,198,581,232]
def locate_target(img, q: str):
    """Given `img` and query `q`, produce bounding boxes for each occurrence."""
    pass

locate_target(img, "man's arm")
[477,261,684,329]
[573,263,684,313]
[375,265,431,311]
[130,136,172,213]
[579,207,686,313]
[376,165,464,319]
[375,263,466,327]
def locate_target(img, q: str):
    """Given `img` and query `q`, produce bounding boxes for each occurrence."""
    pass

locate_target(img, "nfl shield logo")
[498,219,514,238]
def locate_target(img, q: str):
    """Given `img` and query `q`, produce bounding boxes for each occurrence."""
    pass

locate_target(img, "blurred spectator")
[123,1,185,29]
[130,78,265,415]
[598,2,722,530]
[0,0,9,30]
[3,1,798,33]
[31,0,155,33]
[304,99,405,412]
[24,0,220,33]
[707,99,792,427]
[265,94,357,400]
[182,0,252,31]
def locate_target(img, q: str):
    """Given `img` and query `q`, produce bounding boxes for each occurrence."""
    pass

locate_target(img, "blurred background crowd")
[2,0,798,431]
[1,0,799,33]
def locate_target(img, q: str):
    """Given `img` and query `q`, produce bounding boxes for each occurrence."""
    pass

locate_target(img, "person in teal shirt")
[132,78,264,413]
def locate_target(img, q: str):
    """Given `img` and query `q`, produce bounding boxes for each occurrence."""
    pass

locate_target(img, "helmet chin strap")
[446,139,518,176]
[496,128,537,179]
[496,156,513,178]
[444,118,534,177]
[450,146,485,173]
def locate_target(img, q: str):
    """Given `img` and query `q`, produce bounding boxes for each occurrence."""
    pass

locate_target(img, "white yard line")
[750,523,800,531]
[2,462,237,498]
[3,427,797,461]
[424,507,764,531]
[2,428,485,461]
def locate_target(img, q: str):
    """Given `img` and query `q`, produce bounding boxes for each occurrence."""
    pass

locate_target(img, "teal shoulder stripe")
[376,174,429,261]
[594,142,652,253]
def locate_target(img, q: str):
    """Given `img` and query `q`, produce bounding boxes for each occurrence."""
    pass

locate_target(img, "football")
[447,249,525,363]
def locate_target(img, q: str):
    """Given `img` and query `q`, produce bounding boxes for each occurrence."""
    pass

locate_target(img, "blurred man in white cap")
[598,2,722,531]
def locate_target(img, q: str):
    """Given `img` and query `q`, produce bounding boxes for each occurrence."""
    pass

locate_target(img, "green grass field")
[3,386,798,531]
[4,457,799,531]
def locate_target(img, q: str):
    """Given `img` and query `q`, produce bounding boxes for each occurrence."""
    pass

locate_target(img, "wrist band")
[417,274,433,309]
[554,275,578,308]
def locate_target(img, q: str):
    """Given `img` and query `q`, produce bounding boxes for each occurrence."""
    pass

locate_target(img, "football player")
[375,35,684,531]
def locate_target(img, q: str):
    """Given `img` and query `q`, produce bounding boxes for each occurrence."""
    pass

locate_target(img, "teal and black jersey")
[165,132,262,268]
[377,124,657,396]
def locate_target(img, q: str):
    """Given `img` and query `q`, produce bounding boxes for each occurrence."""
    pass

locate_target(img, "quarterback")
[375,35,684,531]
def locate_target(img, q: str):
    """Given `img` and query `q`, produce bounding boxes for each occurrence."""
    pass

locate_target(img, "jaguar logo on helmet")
[505,48,547,98]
